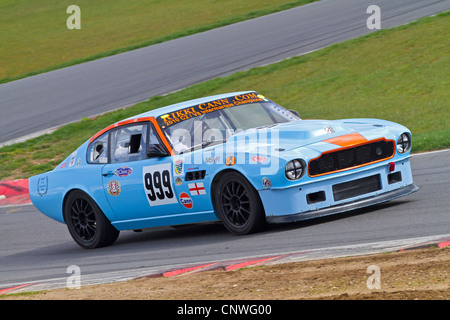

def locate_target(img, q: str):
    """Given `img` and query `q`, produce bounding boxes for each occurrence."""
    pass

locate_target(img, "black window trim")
[87,121,171,165]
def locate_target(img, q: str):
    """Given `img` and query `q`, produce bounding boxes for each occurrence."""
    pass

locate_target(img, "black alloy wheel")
[70,198,96,242]
[64,191,119,249]
[215,172,265,235]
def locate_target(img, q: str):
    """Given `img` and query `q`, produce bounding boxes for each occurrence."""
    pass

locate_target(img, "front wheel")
[64,191,119,249]
[214,172,265,235]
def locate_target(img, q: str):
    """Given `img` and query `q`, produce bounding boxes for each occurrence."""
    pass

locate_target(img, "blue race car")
[29,91,418,248]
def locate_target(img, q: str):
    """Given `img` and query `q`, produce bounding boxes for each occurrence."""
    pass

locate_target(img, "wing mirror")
[147,144,169,158]
[288,109,301,118]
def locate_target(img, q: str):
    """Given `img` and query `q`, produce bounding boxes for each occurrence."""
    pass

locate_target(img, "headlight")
[397,133,411,154]
[285,159,306,180]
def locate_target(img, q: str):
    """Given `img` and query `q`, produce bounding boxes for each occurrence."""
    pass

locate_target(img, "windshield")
[156,92,300,154]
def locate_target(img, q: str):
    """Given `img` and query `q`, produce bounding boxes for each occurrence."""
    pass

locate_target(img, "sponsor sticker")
[188,182,206,196]
[37,176,48,197]
[225,156,236,166]
[262,177,272,189]
[69,151,77,167]
[179,192,193,209]
[252,156,266,163]
[156,92,265,128]
[257,94,269,101]
[115,166,133,177]
[174,159,184,176]
[205,156,221,164]
[324,126,335,135]
[107,180,121,196]
[175,177,183,186]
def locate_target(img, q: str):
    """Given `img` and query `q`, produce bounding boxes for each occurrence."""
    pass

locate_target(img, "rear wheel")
[214,172,265,235]
[64,191,119,249]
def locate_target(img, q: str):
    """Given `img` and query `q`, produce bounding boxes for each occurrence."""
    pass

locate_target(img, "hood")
[225,118,401,154]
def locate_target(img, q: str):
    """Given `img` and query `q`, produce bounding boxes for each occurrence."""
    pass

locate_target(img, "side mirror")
[147,144,169,158]
[288,109,301,118]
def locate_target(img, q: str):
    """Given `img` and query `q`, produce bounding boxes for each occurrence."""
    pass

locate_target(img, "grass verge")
[0,12,448,180]
[0,0,318,84]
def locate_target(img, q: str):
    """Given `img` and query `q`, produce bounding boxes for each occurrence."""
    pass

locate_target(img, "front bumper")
[266,183,418,223]
[261,157,417,223]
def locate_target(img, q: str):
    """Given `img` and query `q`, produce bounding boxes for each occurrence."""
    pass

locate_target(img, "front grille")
[333,174,381,201]
[308,139,394,176]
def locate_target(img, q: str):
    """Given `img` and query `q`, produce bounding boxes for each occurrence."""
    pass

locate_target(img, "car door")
[101,122,183,222]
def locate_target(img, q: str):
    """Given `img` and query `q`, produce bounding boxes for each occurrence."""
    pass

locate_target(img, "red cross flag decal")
[188,182,206,196]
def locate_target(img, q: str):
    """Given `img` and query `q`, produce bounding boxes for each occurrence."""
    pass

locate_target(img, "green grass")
[0,12,449,180]
[0,0,318,83]
[0,291,43,299]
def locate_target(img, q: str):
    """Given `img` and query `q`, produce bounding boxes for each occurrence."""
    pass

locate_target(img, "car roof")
[88,91,257,145]
[124,91,255,120]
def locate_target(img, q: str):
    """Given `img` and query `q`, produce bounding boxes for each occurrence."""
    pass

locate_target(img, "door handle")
[102,171,115,177]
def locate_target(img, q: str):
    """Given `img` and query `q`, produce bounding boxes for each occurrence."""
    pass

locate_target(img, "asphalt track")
[1,0,449,145]
[0,0,449,293]
[0,150,449,291]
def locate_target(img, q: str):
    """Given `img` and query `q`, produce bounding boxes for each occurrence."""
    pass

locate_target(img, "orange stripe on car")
[148,117,174,156]
[88,117,174,155]
[323,132,368,148]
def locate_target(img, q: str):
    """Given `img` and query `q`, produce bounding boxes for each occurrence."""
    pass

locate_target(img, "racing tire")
[214,172,266,235]
[64,190,119,249]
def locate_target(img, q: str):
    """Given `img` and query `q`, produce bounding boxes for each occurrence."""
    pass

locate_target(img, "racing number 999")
[143,164,177,207]
[145,170,174,201]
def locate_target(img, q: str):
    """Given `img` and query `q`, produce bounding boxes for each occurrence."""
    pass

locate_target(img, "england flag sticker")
[188,182,206,196]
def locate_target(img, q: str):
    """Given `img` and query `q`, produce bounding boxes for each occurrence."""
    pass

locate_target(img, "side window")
[148,125,161,145]
[88,132,109,164]
[110,124,148,163]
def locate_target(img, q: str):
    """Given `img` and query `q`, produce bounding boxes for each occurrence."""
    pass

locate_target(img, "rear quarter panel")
[29,143,115,224]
